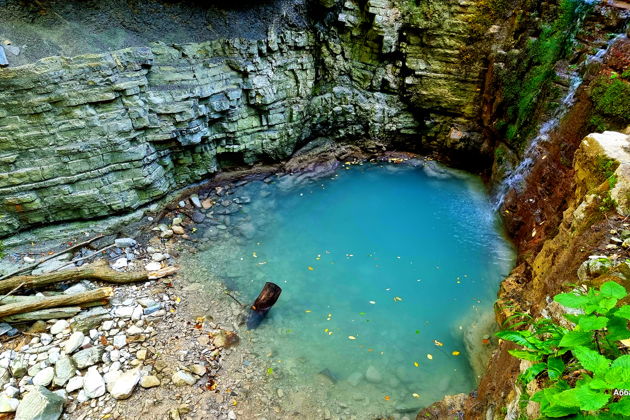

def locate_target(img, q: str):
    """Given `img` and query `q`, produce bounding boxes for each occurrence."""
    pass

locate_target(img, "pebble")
[50,320,69,335]
[145,261,162,271]
[112,257,128,269]
[66,375,84,392]
[172,370,197,386]
[63,331,85,354]
[72,347,103,369]
[114,238,137,248]
[33,366,55,386]
[190,194,202,208]
[109,368,141,400]
[0,395,18,413]
[139,375,160,388]
[172,225,185,235]
[40,333,53,346]
[113,335,127,348]
[83,366,106,399]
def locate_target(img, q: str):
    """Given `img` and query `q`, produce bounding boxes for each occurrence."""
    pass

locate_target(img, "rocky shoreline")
[0,144,470,420]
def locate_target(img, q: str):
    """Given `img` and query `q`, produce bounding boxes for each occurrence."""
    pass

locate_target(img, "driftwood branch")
[0,261,178,295]
[0,288,113,319]
[0,264,148,295]
[0,234,104,281]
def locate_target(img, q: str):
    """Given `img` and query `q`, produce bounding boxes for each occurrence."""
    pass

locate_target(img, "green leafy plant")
[497,281,630,418]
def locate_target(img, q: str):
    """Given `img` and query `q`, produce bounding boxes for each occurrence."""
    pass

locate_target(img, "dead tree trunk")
[0,287,113,319]
[0,262,177,294]
[247,282,282,329]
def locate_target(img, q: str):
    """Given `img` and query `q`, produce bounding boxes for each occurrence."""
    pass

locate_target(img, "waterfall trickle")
[493,34,627,209]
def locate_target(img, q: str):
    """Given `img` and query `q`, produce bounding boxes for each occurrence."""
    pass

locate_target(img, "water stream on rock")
[184,161,514,418]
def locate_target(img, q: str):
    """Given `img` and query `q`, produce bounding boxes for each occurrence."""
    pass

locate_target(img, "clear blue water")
[190,162,514,417]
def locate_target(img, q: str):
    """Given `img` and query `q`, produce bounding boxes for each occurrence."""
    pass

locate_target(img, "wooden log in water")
[247,282,282,329]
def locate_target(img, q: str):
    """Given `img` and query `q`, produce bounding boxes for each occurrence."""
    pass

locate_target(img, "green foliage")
[590,77,630,123]
[498,0,591,148]
[0,240,4,259]
[498,281,630,418]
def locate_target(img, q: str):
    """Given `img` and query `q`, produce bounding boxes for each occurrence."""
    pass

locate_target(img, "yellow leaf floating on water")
[427,354,433,360]
[305,310,312,313]
[433,340,443,347]
[348,336,357,340]
[393,296,403,302]
[324,328,329,332]
[308,266,314,271]
[412,393,420,399]
[252,252,257,258]
[452,351,461,356]
[413,362,419,367]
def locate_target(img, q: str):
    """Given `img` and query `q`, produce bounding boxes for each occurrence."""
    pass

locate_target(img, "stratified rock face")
[0,0,495,238]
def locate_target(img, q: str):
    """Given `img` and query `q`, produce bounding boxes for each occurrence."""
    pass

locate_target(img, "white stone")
[114,306,134,318]
[32,367,55,386]
[111,258,128,270]
[0,395,18,413]
[131,306,143,320]
[126,326,143,336]
[112,335,127,348]
[66,376,84,393]
[63,332,84,354]
[151,253,166,262]
[40,334,53,346]
[109,368,141,400]
[83,367,106,399]
[50,320,69,335]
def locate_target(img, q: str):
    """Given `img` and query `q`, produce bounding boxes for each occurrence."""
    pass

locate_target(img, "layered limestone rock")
[0,0,496,238]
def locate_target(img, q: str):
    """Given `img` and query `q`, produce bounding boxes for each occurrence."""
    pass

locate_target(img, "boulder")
[15,386,65,420]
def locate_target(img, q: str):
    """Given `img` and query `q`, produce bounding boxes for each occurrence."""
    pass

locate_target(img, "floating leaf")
[369,301,376,304]
[266,368,274,375]
[324,328,329,332]
[384,395,390,401]
[415,330,420,334]
[433,340,444,347]
[308,266,314,271]
[427,354,433,360]
[305,310,312,313]
[452,351,461,356]
[252,252,257,258]
[412,393,420,398]
[413,362,419,367]
[348,336,357,340]
[393,296,403,302]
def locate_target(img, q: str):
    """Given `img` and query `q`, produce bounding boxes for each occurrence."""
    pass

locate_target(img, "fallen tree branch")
[0,261,179,294]
[0,288,113,319]
[0,234,105,281]
[0,264,146,294]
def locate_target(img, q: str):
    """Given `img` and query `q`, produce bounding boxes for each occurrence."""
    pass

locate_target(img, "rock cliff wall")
[1,0,505,238]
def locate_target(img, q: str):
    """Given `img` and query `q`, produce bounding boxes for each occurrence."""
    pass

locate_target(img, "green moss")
[497,0,591,148]
[590,77,630,122]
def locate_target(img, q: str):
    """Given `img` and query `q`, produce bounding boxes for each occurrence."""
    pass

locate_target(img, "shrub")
[497,282,630,418]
